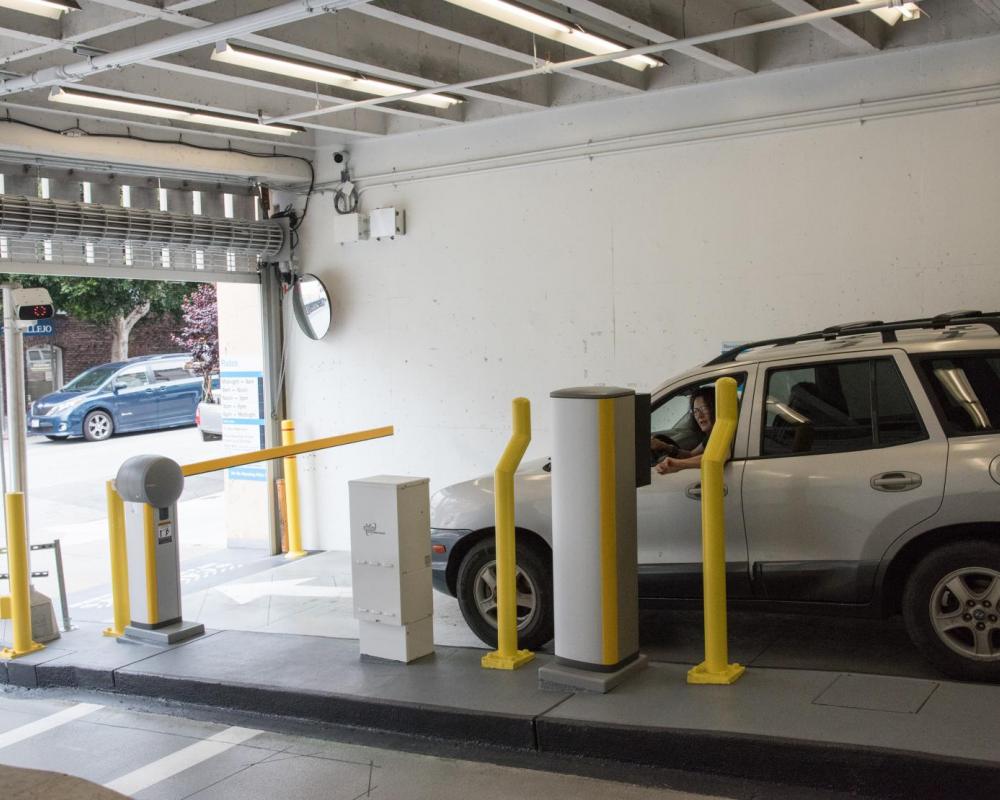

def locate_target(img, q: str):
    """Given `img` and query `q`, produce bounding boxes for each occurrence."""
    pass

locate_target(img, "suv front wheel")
[903,540,1000,682]
[456,537,554,651]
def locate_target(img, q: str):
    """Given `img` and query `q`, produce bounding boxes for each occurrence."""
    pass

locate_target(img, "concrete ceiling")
[0,0,996,155]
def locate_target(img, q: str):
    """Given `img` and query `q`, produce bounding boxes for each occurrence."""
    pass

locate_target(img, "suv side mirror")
[112,381,127,393]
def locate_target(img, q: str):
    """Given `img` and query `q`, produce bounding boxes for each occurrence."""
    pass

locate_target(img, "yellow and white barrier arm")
[688,377,745,685]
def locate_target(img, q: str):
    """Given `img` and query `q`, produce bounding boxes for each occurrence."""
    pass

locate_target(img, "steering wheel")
[650,434,679,466]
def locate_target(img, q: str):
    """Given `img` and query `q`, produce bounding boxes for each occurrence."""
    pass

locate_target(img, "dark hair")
[690,386,715,420]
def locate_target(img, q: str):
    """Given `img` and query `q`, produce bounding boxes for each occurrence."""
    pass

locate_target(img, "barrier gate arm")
[103,425,394,638]
[482,398,535,670]
[688,377,745,685]
[180,426,395,477]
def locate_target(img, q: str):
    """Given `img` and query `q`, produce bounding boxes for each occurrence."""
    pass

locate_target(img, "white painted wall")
[291,34,1000,551]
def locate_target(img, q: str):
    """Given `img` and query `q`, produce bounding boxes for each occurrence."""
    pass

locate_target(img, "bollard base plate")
[687,661,746,685]
[120,620,205,646]
[285,550,308,560]
[0,641,44,660]
[102,627,125,638]
[481,649,535,670]
[539,654,647,693]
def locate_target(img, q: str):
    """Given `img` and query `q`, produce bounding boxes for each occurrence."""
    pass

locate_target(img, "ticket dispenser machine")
[538,387,650,693]
[116,455,205,645]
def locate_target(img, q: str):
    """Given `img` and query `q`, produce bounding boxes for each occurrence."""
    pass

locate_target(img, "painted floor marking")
[104,725,262,796]
[0,702,102,750]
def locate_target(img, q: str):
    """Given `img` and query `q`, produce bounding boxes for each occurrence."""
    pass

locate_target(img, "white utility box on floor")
[349,475,433,662]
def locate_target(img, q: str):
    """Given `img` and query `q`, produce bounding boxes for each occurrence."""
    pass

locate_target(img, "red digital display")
[17,304,54,322]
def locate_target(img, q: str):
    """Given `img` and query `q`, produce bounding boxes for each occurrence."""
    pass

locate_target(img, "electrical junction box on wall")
[332,212,369,244]
[369,207,405,240]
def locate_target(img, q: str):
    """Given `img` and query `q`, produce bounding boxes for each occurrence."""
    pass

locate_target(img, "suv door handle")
[870,471,922,492]
[685,483,728,500]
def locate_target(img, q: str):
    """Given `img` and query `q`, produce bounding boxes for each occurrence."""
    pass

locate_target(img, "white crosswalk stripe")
[103,725,262,796]
[0,703,102,750]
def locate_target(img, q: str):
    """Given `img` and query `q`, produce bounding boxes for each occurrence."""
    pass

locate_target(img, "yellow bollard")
[482,398,535,670]
[103,481,130,637]
[688,377,745,685]
[281,420,306,559]
[1,492,44,659]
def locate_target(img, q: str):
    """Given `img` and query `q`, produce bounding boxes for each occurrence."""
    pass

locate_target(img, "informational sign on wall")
[221,367,267,481]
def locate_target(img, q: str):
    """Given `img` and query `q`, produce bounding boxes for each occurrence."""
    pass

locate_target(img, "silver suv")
[431,312,1000,682]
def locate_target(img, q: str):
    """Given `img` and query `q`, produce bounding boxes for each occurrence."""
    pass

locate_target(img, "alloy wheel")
[473,559,538,631]
[930,567,1000,661]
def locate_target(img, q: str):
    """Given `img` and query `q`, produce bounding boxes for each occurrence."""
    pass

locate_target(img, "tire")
[456,537,554,651]
[44,435,67,441]
[82,410,114,442]
[902,540,1000,682]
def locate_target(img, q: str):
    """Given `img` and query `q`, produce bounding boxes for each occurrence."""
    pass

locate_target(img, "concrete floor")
[0,693,732,800]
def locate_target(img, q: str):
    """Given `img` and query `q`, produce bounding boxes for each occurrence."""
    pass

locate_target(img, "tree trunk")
[109,300,152,361]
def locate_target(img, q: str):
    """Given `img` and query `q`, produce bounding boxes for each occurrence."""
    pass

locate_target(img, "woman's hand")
[655,457,682,475]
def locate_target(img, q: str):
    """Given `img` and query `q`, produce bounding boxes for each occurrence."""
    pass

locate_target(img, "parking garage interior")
[1,2,1000,799]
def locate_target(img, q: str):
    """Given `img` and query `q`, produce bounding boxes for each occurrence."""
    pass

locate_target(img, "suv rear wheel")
[456,537,553,651]
[903,540,1000,682]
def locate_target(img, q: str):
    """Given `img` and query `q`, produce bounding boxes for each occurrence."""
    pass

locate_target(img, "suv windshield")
[62,365,118,392]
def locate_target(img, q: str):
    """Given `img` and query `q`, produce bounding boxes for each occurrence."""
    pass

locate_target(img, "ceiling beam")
[970,0,1000,24]
[0,30,450,135]
[352,0,642,96]
[769,0,878,52]
[556,0,754,76]
[79,0,545,110]
[0,0,376,97]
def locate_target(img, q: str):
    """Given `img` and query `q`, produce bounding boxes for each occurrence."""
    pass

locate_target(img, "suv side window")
[762,358,924,457]
[152,361,195,383]
[115,366,149,389]
[919,353,1000,435]
[651,373,747,452]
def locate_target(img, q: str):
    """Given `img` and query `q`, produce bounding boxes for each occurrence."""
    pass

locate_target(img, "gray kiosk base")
[539,653,648,694]
[121,621,205,646]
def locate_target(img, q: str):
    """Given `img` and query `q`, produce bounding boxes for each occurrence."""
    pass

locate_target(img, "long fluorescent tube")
[443,0,661,71]
[858,1,922,25]
[48,86,304,136]
[0,0,78,18]
[212,43,462,110]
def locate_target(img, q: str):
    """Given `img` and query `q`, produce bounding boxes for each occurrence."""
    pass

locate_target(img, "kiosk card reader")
[116,455,204,645]
[538,386,648,693]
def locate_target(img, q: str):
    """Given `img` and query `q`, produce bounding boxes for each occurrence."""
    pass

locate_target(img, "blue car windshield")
[62,365,117,392]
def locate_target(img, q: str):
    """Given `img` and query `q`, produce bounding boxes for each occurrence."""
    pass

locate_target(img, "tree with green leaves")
[0,275,194,361]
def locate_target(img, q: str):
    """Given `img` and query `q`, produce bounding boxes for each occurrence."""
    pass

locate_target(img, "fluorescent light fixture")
[443,0,661,71]
[48,86,304,136]
[0,0,78,18]
[212,43,462,110]
[859,1,923,25]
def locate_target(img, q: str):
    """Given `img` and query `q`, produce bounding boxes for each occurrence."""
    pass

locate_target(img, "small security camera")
[332,151,348,165]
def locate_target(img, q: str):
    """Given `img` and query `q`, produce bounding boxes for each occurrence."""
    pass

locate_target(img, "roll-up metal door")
[0,193,286,284]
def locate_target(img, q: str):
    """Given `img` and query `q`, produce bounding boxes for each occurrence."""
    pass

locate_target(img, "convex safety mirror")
[292,273,332,340]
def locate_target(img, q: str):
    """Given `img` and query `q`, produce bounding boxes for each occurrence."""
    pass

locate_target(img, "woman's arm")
[655,453,703,474]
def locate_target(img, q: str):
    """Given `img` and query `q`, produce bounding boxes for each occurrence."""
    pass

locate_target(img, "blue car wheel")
[83,410,114,441]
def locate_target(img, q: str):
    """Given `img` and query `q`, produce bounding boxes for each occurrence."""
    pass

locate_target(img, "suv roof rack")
[706,311,1000,366]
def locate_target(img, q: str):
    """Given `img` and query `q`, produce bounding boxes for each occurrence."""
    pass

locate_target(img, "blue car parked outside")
[28,353,204,441]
